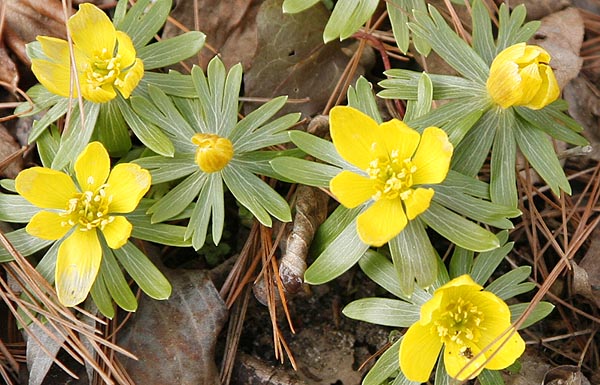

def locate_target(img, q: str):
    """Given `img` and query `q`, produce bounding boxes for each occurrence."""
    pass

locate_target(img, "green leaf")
[387,0,410,54]
[510,301,554,329]
[15,84,62,117]
[421,201,499,252]
[495,4,534,53]
[442,170,490,199]
[289,131,349,169]
[451,109,496,176]
[270,157,339,187]
[379,70,484,101]
[359,250,431,304]
[116,95,175,157]
[323,0,378,42]
[343,298,420,327]
[186,173,224,250]
[486,266,533,300]
[0,194,38,223]
[90,272,115,319]
[347,76,382,123]
[409,6,489,82]
[222,165,291,225]
[52,101,100,170]
[432,185,519,229]
[282,0,321,13]
[140,71,197,98]
[232,149,306,182]
[490,110,518,208]
[311,205,362,256]
[231,96,288,143]
[304,219,369,284]
[138,31,206,70]
[113,242,172,300]
[449,247,473,279]
[514,117,571,195]
[478,369,505,385]
[28,98,68,143]
[363,337,403,385]
[36,127,61,168]
[96,101,131,156]
[471,240,514,285]
[515,105,588,146]
[99,245,137,312]
[234,113,300,153]
[117,0,172,49]
[0,229,54,262]
[129,219,192,247]
[134,154,197,185]
[149,170,206,223]
[390,219,438,295]
[471,0,495,65]
[404,72,433,121]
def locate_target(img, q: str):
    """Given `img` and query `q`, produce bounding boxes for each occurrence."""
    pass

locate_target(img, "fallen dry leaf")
[563,76,600,160]
[118,268,227,385]
[0,124,24,178]
[162,0,262,70]
[512,0,571,20]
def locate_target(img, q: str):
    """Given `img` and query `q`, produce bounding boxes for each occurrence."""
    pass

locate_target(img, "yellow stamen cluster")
[88,48,123,90]
[61,183,114,231]
[367,150,417,201]
[432,297,484,346]
[192,133,234,173]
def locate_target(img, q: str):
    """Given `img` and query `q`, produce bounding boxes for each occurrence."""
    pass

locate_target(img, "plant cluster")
[1,0,588,384]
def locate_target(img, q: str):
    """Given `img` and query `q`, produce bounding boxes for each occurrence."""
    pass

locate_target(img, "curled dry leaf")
[119,268,227,385]
[279,185,329,294]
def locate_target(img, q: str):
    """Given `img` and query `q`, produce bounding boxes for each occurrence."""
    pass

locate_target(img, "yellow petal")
[525,64,560,110]
[357,198,407,246]
[55,229,102,307]
[16,167,77,209]
[31,59,74,99]
[329,170,375,208]
[479,329,525,370]
[403,187,434,220]
[437,274,483,292]
[26,211,71,240]
[329,106,380,170]
[81,82,117,103]
[412,127,453,185]
[116,58,144,99]
[378,119,420,161]
[444,342,487,380]
[37,36,70,66]
[101,216,132,249]
[399,322,443,382]
[68,3,116,57]
[105,163,151,213]
[115,31,137,68]
[517,63,543,105]
[74,142,110,191]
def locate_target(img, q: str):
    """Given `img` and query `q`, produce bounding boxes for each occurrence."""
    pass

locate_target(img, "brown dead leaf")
[0,44,18,89]
[529,7,584,88]
[0,124,23,178]
[543,365,591,385]
[118,268,227,385]
[162,0,262,70]
[573,228,600,307]
[512,0,571,20]
[563,76,600,160]
[244,0,357,118]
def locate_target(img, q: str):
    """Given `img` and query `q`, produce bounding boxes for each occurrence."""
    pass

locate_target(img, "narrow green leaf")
[0,194,38,223]
[421,201,499,252]
[129,219,192,247]
[140,71,197,97]
[486,266,532,300]
[343,298,420,327]
[471,0,495,65]
[118,0,172,49]
[270,157,339,187]
[90,272,115,319]
[52,101,100,170]
[0,229,54,262]
[112,0,128,27]
[16,84,62,117]
[138,31,205,70]
[305,220,369,284]
[99,245,137,312]
[379,70,485,101]
[495,4,527,53]
[442,170,490,199]
[232,149,306,182]
[222,165,292,225]
[515,106,588,146]
[134,154,197,185]
[451,109,496,176]
[231,96,288,144]
[116,95,175,157]
[282,0,321,13]
[490,110,518,208]
[114,242,172,300]
[449,247,473,279]
[478,369,505,385]
[514,117,571,195]
[96,101,131,156]
[387,0,410,53]
[510,301,554,329]
[234,113,300,153]
[323,0,378,42]
[311,205,363,257]
[289,131,350,169]
[36,127,61,168]
[28,98,68,143]
[347,76,382,123]
[149,170,205,222]
[471,241,514,285]
[404,72,433,121]
[363,337,403,385]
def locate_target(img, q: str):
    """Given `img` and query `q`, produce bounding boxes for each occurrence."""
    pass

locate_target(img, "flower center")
[61,182,114,231]
[432,297,485,347]
[366,149,416,201]
[192,133,234,173]
[87,48,123,89]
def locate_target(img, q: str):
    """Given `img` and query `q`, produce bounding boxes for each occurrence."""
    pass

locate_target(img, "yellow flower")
[15,142,151,306]
[191,133,234,173]
[329,106,453,246]
[399,275,526,382]
[31,3,144,103]
[486,43,559,110]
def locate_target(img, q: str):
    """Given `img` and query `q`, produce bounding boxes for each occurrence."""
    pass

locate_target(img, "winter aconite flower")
[15,142,151,306]
[192,133,235,173]
[400,275,526,382]
[30,3,144,103]
[329,106,453,246]
[486,43,559,110]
